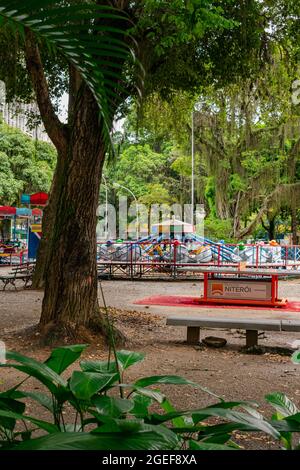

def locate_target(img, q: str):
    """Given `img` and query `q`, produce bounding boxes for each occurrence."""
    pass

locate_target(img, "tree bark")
[32,153,67,288]
[39,86,107,341]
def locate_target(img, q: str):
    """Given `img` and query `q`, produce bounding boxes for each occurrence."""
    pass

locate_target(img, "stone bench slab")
[166,316,300,347]
[166,317,282,331]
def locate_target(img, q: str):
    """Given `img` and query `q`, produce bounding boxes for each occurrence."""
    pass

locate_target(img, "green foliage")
[0,0,139,145]
[106,143,177,206]
[0,121,56,204]
[1,346,300,450]
[204,216,233,242]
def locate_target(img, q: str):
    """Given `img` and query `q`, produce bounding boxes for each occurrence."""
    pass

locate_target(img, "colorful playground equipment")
[0,193,46,264]
[96,219,300,278]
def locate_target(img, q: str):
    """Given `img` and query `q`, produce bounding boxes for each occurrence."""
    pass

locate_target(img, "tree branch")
[236,183,300,239]
[24,30,69,154]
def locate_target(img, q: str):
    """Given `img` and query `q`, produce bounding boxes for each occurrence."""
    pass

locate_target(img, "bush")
[0,346,300,450]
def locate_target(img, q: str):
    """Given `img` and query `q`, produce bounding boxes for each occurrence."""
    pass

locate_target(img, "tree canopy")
[0,119,56,205]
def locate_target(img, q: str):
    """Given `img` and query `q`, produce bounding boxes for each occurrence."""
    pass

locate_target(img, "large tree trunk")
[39,87,106,341]
[32,155,66,288]
[23,29,127,344]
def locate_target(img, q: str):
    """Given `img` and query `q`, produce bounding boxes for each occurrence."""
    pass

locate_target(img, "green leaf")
[189,440,237,450]
[291,350,300,364]
[116,351,145,370]
[0,410,58,434]
[134,375,219,399]
[70,371,118,400]
[201,433,232,445]
[130,394,152,419]
[6,428,178,450]
[0,0,140,151]
[45,344,88,374]
[1,351,67,394]
[10,391,54,414]
[265,393,299,417]
[92,418,146,434]
[161,399,192,429]
[271,418,300,433]
[80,360,118,374]
[134,387,166,404]
[0,397,25,431]
[92,396,134,418]
[149,407,280,439]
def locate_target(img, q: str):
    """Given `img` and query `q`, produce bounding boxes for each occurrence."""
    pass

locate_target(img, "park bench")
[0,263,35,291]
[166,316,300,347]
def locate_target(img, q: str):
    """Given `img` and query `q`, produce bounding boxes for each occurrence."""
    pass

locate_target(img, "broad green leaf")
[291,350,300,364]
[201,433,232,445]
[1,351,67,393]
[0,397,25,414]
[189,440,237,450]
[161,399,192,429]
[265,392,299,417]
[116,351,145,370]
[149,407,280,439]
[271,418,300,433]
[92,418,145,434]
[0,0,141,151]
[70,371,118,400]
[92,396,134,418]
[10,391,55,414]
[80,360,118,374]
[0,397,25,431]
[45,344,88,374]
[130,394,152,419]
[0,410,58,434]
[6,428,179,450]
[134,387,165,404]
[134,375,219,399]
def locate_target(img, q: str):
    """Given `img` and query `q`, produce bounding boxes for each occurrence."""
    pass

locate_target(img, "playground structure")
[97,221,300,279]
[0,194,46,265]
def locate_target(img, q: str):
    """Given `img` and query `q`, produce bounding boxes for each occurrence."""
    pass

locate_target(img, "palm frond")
[0,0,143,149]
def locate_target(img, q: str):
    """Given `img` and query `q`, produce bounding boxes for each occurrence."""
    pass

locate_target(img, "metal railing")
[96,241,300,279]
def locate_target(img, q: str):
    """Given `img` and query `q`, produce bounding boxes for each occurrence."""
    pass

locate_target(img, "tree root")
[37,317,126,347]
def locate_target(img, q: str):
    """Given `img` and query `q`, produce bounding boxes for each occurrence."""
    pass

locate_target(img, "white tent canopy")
[151,218,194,234]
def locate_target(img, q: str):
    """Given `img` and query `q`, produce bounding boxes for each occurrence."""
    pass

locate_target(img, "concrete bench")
[166,316,300,347]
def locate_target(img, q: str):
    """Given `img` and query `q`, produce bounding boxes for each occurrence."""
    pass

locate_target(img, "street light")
[113,182,139,240]
[102,176,108,237]
[191,110,194,226]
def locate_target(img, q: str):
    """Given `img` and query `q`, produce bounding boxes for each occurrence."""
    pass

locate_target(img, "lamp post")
[191,110,195,226]
[113,182,139,240]
[102,175,108,238]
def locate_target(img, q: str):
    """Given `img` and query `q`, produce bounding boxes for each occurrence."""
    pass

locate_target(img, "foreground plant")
[0,345,300,450]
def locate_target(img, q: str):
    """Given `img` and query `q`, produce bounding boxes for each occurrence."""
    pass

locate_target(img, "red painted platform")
[134,295,300,312]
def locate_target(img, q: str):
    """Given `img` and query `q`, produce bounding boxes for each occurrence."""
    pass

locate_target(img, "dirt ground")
[1,278,300,450]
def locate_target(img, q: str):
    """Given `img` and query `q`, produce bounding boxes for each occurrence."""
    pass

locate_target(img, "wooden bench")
[166,316,300,347]
[0,263,35,291]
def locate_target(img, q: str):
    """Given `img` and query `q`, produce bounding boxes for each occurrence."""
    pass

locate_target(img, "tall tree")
[0,0,271,341]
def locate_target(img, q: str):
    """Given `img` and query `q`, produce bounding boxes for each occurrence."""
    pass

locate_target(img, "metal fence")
[97,241,300,279]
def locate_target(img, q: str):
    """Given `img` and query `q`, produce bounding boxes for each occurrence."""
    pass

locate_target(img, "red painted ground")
[134,295,300,312]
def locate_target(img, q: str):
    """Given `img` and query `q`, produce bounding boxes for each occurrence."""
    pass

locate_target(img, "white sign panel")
[207,280,272,301]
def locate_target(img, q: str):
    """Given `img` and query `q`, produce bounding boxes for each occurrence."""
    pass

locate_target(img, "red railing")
[96,241,300,278]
